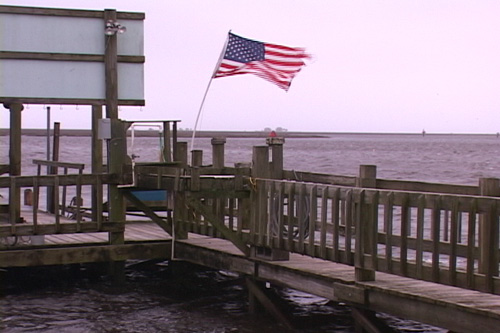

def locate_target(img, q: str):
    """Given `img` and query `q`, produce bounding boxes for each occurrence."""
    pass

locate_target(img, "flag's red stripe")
[265,42,305,53]
[263,58,306,67]
[265,50,309,59]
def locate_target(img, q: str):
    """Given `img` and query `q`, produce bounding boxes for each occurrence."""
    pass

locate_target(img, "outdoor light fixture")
[104,20,126,36]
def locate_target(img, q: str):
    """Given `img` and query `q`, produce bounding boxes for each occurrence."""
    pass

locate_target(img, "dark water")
[1,262,358,332]
[1,133,498,332]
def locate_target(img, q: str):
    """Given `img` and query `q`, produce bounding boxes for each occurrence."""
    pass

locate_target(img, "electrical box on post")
[98,118,111,139]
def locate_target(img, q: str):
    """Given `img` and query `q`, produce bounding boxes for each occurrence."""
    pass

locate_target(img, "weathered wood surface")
[0,51,145,64]
[0,174,117,187]
[0,4,145,20]
[175,236,500,333]
[283,169,479,195]
[176,175,499,294]
[0,243,171,267]
[0,222,171,266]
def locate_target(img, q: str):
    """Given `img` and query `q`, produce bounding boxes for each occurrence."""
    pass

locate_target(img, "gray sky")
[1,0,499,133]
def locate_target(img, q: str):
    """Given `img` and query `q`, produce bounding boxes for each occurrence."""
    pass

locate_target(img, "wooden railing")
[175,173,500,294]
[132,138,500,294]
[33,159,85,216]
[0,173,119,238]
[283,169,479,195]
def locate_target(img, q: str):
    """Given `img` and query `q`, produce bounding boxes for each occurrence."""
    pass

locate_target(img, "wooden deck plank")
[125,223,171,240]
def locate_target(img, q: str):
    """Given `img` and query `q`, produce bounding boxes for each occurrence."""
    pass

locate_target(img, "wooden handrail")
[0,174,117,188]
[32,159,85,171]
[283,169,480,196]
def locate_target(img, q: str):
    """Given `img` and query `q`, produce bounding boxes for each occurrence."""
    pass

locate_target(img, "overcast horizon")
[1,1,499,134]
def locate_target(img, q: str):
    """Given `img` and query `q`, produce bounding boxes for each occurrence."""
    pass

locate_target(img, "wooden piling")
[6,102,23,223]
[191,150,203,167]
[104,9,118,119]
[252,146,270,179]
[175,142,188,166]
[104,8,125,273]
[211,137,226,169]
[266,137,284,179]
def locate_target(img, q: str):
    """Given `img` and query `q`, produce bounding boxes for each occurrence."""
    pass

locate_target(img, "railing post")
[479,177,500,292]
[191,149,203,167]
[250,146,269,253]
[356,165,377,188]
[211,137,226,169]
[355,165,377,281]
[175,142,188,166]
[235,163,251,231]
[252,146,270,179]
[250,145,288,260]
[266,137,284,180]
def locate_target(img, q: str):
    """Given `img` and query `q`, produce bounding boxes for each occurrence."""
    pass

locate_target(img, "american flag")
[213,32,310,91]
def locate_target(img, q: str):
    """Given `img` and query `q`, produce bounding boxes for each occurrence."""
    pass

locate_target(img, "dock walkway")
[175,236,500,333]
[0,215,172,267]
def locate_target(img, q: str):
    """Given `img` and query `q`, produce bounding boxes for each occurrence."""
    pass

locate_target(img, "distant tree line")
[263,127,288,132]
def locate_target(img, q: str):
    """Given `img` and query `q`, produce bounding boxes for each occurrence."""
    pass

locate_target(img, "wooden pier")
[1,132,499,332]
[1,5,499,331]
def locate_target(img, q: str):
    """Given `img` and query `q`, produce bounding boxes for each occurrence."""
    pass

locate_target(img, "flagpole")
[190,31,231,153]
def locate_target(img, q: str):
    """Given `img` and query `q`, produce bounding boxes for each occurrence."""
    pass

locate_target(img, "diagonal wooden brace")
[122,190,173,236]
[186,196,250,256]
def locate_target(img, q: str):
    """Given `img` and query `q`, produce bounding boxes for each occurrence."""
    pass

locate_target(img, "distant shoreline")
[0,128,497,138]
[0,128,330,138]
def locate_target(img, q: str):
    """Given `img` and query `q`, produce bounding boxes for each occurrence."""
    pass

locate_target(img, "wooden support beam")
[0,222,123,237]
[0,174,116,187]
[0,243,171,267]
[245,277,295,330]
[5,102,23,223]
[6,102,23,176]
[104,8,124,285]
[351,308,397,333]
[333,283,367,305]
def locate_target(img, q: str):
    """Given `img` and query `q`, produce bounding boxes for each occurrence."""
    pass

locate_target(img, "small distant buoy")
[269,130,277,138]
